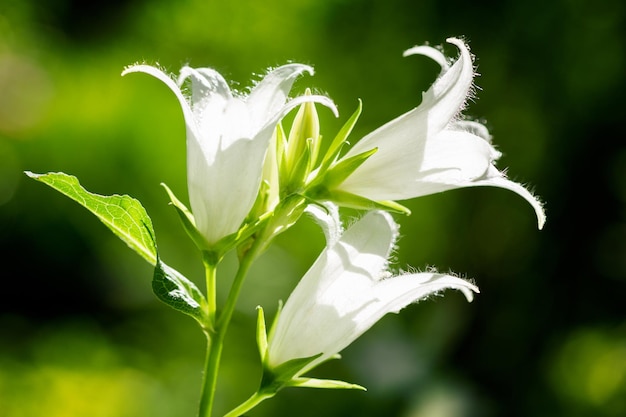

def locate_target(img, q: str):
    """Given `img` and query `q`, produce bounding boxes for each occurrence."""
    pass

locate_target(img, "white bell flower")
[122,63,337,244]
[267,209,478,374]
[335,38,545,229]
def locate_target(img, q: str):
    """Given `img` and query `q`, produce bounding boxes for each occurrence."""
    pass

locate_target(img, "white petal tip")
[402,44,448,69]
[461,282,480,302]
[121,63,162,78]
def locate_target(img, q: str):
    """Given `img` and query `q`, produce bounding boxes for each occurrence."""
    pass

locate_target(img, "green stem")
[198,238,266,417]
[203,253,218,325]
[223,390,275,417]
[198,256,218,417]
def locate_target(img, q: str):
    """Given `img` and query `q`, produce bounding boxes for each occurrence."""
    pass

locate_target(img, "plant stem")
[198,237,265,417]
[223,391,274,417]
[203,253,218,325]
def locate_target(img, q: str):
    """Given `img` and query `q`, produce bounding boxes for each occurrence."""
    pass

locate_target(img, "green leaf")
[27,171,210,326]
[26,171,157,265]
[153,259,210,327]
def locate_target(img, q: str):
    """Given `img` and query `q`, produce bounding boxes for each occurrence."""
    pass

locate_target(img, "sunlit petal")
[331,38,545,228]
[267,211,478,374]
[124,62,323,244]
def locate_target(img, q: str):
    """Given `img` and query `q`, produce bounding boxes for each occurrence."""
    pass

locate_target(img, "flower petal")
[268,211,398,368]
[304,202,343,247]
[340,129,493,201]
[247,64,315,127]
[186,128,271,243]
[178,66,233,104]
[122,64,199,139]
[465,166,546,229]
[336,39,477,202]
[268,211,479,375]
[346,38,474,161]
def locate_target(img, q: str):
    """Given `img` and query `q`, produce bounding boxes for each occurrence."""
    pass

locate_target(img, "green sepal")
[286,377,366,391]
[262,353,323,391]
[310,188,411,215]
[153,258,210,329]
[263,194,307,240]
[323,147,378,188]
[256,306,268,362]
[160,183,212,252]
[318,100,362,174]
[214,210,273,257]
[261,352,360,395]
[26,171,157,265]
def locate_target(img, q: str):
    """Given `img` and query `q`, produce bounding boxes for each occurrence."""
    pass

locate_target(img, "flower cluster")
[121,37,544,414]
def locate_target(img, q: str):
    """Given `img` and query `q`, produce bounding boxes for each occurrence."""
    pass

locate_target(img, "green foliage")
[26,171,209,326]
[26,171,157,265]
[152,259,209,327]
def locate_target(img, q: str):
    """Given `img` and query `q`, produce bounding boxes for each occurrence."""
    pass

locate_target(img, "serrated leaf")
[26,171,157,264]
[153,259,210,326]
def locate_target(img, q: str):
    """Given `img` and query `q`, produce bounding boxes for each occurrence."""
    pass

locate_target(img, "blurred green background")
[1,0,625,416]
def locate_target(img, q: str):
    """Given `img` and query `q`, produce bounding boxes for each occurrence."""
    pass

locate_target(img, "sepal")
[308,187,411,215]
[161,183,211,252]
[256,306,269,362]
[321,147,378,188]
[259,354,323,397]
[317,100,362,174]
[286,377,366,391]
[262,194,308,240]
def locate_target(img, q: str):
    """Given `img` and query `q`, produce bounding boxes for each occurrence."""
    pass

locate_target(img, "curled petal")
[403,44,449,70]
[451,120,493,143]
[467,167,546,229]
[122,64,199,139]
[305,202,343,247]
[248,64,315,124]
[331,38,545,229]
[344,38,475,170]
[178,66,233,104]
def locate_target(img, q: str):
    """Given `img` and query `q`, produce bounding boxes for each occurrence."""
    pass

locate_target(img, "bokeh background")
[1,0,625,416]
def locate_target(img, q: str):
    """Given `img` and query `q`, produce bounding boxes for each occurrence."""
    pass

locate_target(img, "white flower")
[122,63,337,244]
[335,38,546,229]
[267,209,478,373]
